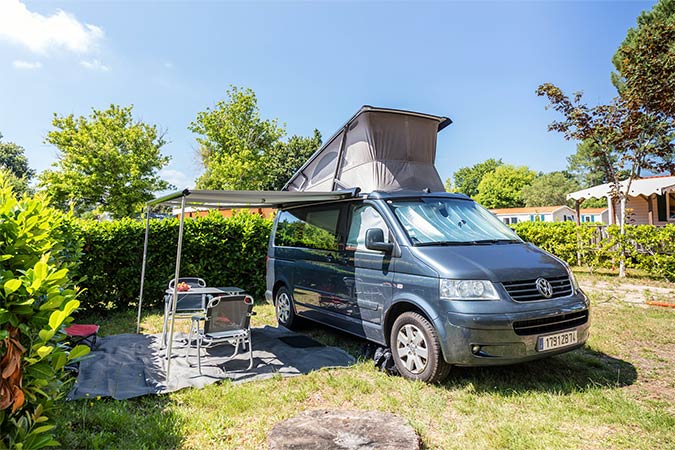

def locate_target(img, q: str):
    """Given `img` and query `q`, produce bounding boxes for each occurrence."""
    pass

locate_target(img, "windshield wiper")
[471,239,520,245]
[415,241,473,247]
[415,239,520,247]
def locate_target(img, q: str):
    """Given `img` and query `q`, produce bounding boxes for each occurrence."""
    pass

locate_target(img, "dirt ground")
[580,279,675,305]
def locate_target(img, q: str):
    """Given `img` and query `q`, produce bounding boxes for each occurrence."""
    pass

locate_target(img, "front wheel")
[275,287,300,330]
[390,312,451,383]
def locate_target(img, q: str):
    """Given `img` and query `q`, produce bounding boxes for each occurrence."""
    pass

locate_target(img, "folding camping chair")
[64,324,100,349]
[185,293,255,374]
[162,277,207,347]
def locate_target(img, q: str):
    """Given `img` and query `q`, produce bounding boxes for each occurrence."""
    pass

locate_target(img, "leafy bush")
[513,221,675,280]
[0,174,89,449]
[75,211,273,312]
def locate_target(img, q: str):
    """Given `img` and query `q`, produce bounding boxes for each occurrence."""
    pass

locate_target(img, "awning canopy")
[148,188,361,208]
[567,176,675,201]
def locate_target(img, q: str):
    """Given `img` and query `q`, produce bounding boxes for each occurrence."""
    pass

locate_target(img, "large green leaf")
[4,278,22,296]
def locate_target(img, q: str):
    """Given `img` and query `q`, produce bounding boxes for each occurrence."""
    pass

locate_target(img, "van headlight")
[566,267,580,291]
[439,279,499,300]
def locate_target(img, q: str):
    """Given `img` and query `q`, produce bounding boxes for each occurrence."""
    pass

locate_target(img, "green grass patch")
[55,274,675,449]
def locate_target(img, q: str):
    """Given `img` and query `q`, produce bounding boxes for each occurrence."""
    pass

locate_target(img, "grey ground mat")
[67,326,355,400]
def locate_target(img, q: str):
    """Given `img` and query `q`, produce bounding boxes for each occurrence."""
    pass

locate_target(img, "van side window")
[346,204,389,251]
[275,208,340,251]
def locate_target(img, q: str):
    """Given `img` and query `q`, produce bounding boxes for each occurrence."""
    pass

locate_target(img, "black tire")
[275,286,300,330]
[390,312,451,383]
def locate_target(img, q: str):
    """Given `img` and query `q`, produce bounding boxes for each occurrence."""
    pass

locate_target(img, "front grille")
[502,275,572,302]
[513,310,589,336]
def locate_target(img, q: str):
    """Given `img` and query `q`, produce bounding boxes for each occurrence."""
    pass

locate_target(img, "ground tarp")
[67,326,356,400]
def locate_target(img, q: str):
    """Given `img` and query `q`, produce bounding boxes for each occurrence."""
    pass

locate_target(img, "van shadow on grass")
[444,347,637,395]
[296,322,637,395]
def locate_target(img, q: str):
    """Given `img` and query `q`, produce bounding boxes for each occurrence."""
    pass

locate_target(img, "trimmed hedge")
[75,212,272,312]
[513,222,675,280]
[71,216,675,312]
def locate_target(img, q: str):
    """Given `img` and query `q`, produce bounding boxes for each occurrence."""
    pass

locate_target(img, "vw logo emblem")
[535,277,553,298]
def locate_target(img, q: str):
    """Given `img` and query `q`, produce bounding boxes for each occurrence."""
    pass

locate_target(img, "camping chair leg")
[196,329,202,375]
[246,335,253,370]
[186,320,194,366]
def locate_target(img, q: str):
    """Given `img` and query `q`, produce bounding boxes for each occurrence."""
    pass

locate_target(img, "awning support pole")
[166,194,187,384]
[136,206,151,334]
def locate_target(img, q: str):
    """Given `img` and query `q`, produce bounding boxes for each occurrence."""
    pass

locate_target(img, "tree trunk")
[619,195,627,278]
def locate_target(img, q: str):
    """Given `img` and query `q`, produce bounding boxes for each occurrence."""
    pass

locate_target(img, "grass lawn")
[55,274,675,449]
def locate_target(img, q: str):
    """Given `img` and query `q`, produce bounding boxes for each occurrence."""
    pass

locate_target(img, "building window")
[668,192,675,221]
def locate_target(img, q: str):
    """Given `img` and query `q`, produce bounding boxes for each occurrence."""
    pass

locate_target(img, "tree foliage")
[190,86,321,191]
[537,83,675,202]
[537,82,675,276]
[445,158,503,197]
[474,164,537,208]
[0,133,35,196]
[263,130,322,190]
[521,171,580,207]
[39,105,171,219]
[612,0,675,118]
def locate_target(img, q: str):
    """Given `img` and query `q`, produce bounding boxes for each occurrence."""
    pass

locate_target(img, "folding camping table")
[161,286,245,348]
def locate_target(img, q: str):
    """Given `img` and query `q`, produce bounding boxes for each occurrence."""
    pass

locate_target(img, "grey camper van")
[265,107,590,383]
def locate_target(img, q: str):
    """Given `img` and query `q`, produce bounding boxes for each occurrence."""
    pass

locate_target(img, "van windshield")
[388,198,522,246]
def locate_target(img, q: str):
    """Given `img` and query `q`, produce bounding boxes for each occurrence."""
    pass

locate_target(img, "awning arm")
[147,188,190,207]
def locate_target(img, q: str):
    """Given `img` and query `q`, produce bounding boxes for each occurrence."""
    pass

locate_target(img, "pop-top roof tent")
[284,106,452,193]
[139,106,452,382]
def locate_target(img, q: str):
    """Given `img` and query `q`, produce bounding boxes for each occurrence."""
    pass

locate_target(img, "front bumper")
[441,298,590,366]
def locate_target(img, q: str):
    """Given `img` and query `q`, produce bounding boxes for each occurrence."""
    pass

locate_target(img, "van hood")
[410,242,567,282]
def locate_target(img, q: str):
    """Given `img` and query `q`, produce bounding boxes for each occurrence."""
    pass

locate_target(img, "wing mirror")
[365,228,394,253]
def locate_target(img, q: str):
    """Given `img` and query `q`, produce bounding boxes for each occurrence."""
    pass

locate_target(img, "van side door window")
[342,203,394,331]
[275,205,344,314]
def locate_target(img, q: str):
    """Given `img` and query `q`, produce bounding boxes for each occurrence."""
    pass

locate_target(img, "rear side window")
[275,207,341,251]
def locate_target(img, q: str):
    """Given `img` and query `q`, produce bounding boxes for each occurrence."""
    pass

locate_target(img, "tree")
[521,171,580,207]
[0,133,35,195]
[537,83,675,276]
[566,139,612,188]
[612,0,675,118]
[189,86,286,190]
[262,129,322,190]
[39,105,171,218]
[474,164,537,208]
[445,158,503,197]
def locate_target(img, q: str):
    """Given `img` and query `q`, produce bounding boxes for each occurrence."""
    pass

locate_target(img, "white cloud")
[80,59,110,72]
[164,61,174,69]
[0,0,103,54]
[12,60,42,70]
[160,169,192,189]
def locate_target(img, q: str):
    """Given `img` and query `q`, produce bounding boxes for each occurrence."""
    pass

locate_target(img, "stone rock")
[268,409,420,450]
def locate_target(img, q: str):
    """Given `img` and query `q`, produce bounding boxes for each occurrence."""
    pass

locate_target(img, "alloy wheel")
[395,324,429,374]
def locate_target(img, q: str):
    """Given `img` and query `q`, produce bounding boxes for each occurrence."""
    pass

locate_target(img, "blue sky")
[0,0,657,190]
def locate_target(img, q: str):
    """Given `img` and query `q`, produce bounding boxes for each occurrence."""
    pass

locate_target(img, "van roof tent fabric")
[283,106,452,193]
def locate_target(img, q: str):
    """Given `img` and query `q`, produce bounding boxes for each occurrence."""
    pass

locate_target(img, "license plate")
[537,330,577,352]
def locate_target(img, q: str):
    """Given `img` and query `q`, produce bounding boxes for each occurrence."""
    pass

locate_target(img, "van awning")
[147,188,361,208]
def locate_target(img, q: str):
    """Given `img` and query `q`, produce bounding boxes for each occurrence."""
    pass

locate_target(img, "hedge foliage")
[513,221,675,280]
[0,176,89,449]
[75,212,272,312]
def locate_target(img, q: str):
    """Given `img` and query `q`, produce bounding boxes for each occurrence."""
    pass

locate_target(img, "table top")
[165,286,245,296]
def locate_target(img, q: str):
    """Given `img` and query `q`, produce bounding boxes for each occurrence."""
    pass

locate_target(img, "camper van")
[265,107,590,383]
